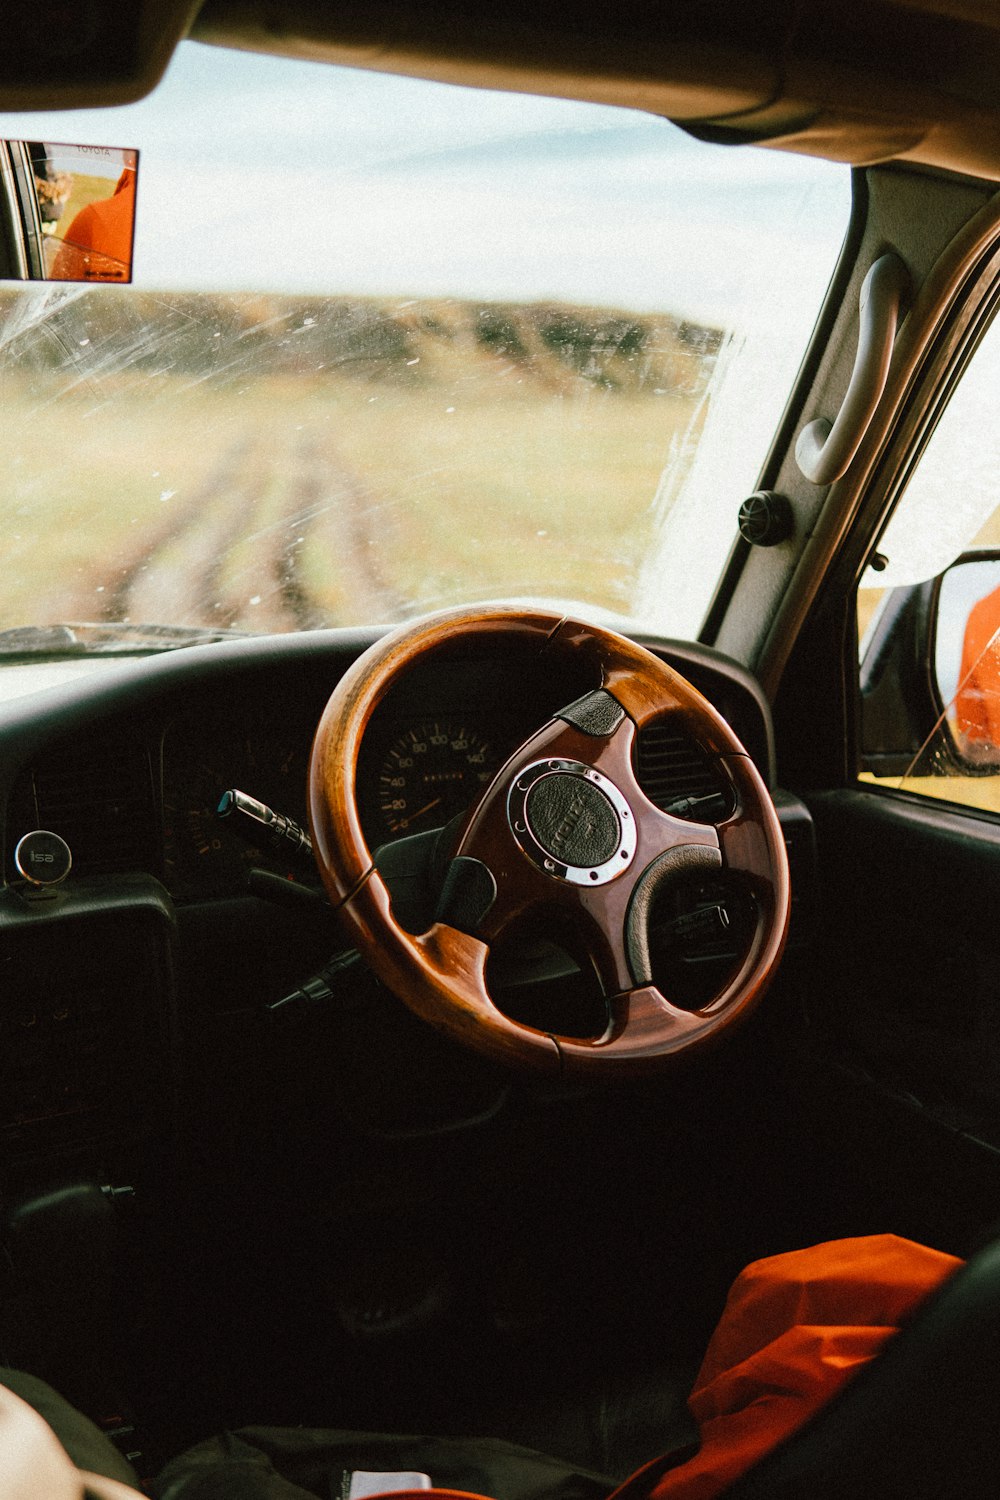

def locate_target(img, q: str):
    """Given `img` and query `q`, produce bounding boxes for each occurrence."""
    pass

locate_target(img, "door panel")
[788,787,1000,1253]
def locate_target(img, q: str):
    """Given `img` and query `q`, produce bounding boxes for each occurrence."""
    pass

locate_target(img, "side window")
[858,304,1000,815]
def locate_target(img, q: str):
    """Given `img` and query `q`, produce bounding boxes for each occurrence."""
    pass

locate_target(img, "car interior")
[5,0,1000,1494]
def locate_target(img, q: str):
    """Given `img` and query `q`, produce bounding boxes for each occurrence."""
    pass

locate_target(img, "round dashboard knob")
[737,490,793,547]
[14,830,73,887]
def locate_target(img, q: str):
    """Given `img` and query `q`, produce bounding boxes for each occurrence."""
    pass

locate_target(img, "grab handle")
[795,252,909,486]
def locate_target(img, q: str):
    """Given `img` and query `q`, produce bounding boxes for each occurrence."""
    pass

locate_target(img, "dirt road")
[67,427,407,633]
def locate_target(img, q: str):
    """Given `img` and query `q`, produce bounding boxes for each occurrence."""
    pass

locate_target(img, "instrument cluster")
[161,650,600,898]
[161,705,511,898]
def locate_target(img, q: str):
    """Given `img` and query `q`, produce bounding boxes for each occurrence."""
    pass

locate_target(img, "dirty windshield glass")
[0,44,848,648]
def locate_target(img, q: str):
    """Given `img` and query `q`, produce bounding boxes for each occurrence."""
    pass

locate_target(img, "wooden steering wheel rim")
[308,605,790,1077]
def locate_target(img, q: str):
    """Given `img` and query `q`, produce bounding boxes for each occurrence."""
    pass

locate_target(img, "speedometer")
[378,718,499,836]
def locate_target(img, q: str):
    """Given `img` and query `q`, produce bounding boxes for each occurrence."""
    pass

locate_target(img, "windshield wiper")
[0,622,248,658]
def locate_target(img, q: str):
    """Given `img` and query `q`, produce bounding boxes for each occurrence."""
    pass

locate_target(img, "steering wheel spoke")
[553,984,715,1073]
[716,762,785,892]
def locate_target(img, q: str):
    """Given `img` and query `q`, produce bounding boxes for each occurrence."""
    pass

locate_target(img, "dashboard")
[2,628,776,903]
[0,623,810,1188]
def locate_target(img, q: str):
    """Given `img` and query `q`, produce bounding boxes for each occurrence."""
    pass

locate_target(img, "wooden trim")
[308,606,790,1075]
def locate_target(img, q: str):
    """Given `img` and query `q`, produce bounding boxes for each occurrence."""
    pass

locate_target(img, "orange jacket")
[955,582,1000,749]
[50,167,136,282]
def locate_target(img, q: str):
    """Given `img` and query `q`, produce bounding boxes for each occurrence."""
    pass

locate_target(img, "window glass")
[859,306,1000,812]
[0,44,848,649]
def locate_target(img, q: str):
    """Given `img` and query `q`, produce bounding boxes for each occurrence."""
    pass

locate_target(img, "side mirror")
[935,552,1000,770]
[860,549,1000,779]
[11,141,138,284]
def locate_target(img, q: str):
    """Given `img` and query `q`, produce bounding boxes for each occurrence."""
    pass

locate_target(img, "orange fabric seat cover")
[625,1234,961,1500]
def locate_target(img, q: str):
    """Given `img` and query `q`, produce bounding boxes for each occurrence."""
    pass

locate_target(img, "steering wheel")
[308,606,789,1077]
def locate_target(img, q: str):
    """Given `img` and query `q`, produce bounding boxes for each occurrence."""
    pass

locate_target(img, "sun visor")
[0,0,198,110]
[190,0,788,119]
[190,0,1000,180]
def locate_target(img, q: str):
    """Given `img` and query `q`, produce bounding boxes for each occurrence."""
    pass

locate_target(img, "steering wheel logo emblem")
[507,758,637,885]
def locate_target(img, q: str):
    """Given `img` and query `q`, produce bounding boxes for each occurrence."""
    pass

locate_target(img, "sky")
[0,40,850,327]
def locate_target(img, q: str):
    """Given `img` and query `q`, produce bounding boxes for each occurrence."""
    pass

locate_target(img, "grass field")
[52,171,114,230]
[860,769,1000,814]
[0,288,712,633]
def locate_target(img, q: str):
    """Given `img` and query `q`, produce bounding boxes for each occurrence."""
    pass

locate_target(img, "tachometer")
[377,718,499,836]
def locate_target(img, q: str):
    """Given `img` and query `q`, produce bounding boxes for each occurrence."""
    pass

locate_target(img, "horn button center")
[507,759,637,886]
[527,775,619,865]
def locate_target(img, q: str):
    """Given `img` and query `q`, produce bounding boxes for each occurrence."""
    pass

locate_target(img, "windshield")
[0,43,849,648]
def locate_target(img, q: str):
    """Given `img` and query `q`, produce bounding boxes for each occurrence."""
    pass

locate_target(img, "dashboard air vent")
[7,736,159,880]
[635,719,734,819]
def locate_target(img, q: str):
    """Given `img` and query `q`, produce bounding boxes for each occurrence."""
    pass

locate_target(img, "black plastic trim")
[435,856,498,935]
[558,689,626,737]
[625,843,724,985]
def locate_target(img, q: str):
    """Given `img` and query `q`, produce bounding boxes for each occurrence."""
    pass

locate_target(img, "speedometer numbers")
[378,719,498,836]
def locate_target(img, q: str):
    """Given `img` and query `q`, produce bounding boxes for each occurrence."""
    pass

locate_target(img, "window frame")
[771,184,1000,799]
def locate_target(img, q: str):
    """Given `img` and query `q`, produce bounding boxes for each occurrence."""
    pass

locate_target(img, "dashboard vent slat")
[635,720,733,818]
[8,737,159,880]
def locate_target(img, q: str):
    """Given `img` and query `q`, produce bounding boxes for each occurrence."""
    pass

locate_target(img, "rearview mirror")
[14,141,138,283]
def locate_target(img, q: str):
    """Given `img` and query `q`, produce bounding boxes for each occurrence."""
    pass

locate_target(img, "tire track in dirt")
[100,436,271,629]
[293,434,408,625]
[36,436,251,627]
[67,425,410,633]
